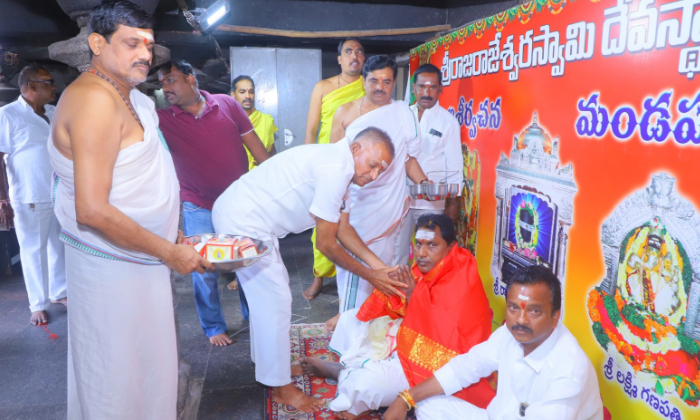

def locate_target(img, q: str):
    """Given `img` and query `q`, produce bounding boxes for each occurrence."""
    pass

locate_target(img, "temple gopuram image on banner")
[491,113,578,304]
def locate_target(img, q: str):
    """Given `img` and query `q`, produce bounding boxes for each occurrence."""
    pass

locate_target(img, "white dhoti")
[65,246,177,420]
[229,232,293,386]
[331,358,481,419]
[336,226,400,312]
[329,310,482,419]
[329,309,406,415]
[211,194,293,386]
[13,202,66,312]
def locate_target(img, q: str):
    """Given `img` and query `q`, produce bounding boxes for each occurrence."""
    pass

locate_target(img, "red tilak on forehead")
[520,301,527,310]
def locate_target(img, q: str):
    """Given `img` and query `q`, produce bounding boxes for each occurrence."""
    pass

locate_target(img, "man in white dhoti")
[328,55,428,325]
[212,127,406,414]
[383,265,604,420]
[394,63,463,266]
[0,64,67,325]
[49,2,209,419]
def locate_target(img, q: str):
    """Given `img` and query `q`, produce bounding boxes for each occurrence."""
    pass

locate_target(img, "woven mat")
[265,323,415,420]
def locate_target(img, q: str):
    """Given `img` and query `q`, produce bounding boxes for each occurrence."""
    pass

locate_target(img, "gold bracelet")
[399,390,416,409]
[397,392,411,411]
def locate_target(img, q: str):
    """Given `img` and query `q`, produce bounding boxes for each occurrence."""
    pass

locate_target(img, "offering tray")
[183,233,271,273]
[408,170,461,201]
[408,183,460,200]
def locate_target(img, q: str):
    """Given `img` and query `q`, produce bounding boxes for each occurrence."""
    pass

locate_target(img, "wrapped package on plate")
[194,237,259,262]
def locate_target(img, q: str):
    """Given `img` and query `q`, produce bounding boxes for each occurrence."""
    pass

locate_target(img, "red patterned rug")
[265,323,415,420]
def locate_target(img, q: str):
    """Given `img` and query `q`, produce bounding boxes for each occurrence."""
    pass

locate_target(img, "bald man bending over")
[213,127,407,413]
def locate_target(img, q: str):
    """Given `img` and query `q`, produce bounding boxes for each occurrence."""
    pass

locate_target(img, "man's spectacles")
[29,79,56,87]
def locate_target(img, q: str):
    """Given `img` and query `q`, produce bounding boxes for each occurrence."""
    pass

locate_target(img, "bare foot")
[209,333,233,346]
[300,357,343,379]
[226,278,239,291]
[30,310,47,325]
[336,410,369,420]
[51,297,67,306]
[302,277,324,300]
[325,313,340,332]
[272,383,324,413]
[291,364,303,377]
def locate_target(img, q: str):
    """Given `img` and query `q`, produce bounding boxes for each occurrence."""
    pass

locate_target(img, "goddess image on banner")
[588,173,700,409]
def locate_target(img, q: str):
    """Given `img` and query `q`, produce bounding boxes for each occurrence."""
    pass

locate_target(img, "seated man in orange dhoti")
[301,213,495,419]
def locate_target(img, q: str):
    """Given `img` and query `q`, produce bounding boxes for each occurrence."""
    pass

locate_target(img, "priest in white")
[212,127,406,414]
[328,54,427,314]
[383,265,604,420]
[49,3,208,419]
[0,64,67,325]
[394,63,463,266]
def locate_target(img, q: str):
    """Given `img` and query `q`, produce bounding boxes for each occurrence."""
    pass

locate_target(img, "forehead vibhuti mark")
[415,229,435,241]
[381,160,389,169]
[136,30,154,44]
[517,294,529,310]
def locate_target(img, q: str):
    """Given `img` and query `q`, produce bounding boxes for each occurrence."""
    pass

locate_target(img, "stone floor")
[0,229,339,420]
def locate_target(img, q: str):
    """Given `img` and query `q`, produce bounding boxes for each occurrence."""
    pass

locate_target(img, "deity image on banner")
[456,143,480,255]
[588,173,700,407]
[491,113,577,301]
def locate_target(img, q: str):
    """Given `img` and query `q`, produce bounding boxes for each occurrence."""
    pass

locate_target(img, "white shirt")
[213,138,354,239]
[409,101,463,211]
[0,96,54,204]
[434,323,603,420]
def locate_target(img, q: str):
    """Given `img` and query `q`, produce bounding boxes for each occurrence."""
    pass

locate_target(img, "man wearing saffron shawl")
[301,213,495,419]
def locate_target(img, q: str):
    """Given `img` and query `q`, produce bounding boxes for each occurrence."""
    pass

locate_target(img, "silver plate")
[408,183,460,200]
[184,233,272,273]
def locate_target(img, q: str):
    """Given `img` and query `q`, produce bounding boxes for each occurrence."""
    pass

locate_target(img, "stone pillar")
[49,0,169,69]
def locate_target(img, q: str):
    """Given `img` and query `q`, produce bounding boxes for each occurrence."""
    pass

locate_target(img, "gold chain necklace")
[82,68,143,129]
[357,97,365,117]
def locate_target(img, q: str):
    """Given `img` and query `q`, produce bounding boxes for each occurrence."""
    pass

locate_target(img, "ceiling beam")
[215,24,451,39]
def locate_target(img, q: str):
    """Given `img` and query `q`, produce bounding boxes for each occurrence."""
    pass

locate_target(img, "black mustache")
[373,90,386,95]
[351,60,360,65]
[511,323,533,334]
[132,61,150,68]
[421,96,433,101]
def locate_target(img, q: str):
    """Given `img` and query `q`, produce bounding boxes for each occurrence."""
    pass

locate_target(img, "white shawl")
[49,89,179,264]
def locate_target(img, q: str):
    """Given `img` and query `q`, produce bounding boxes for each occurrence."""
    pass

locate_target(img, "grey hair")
[351,126,395,159]
[18,64,49,88]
